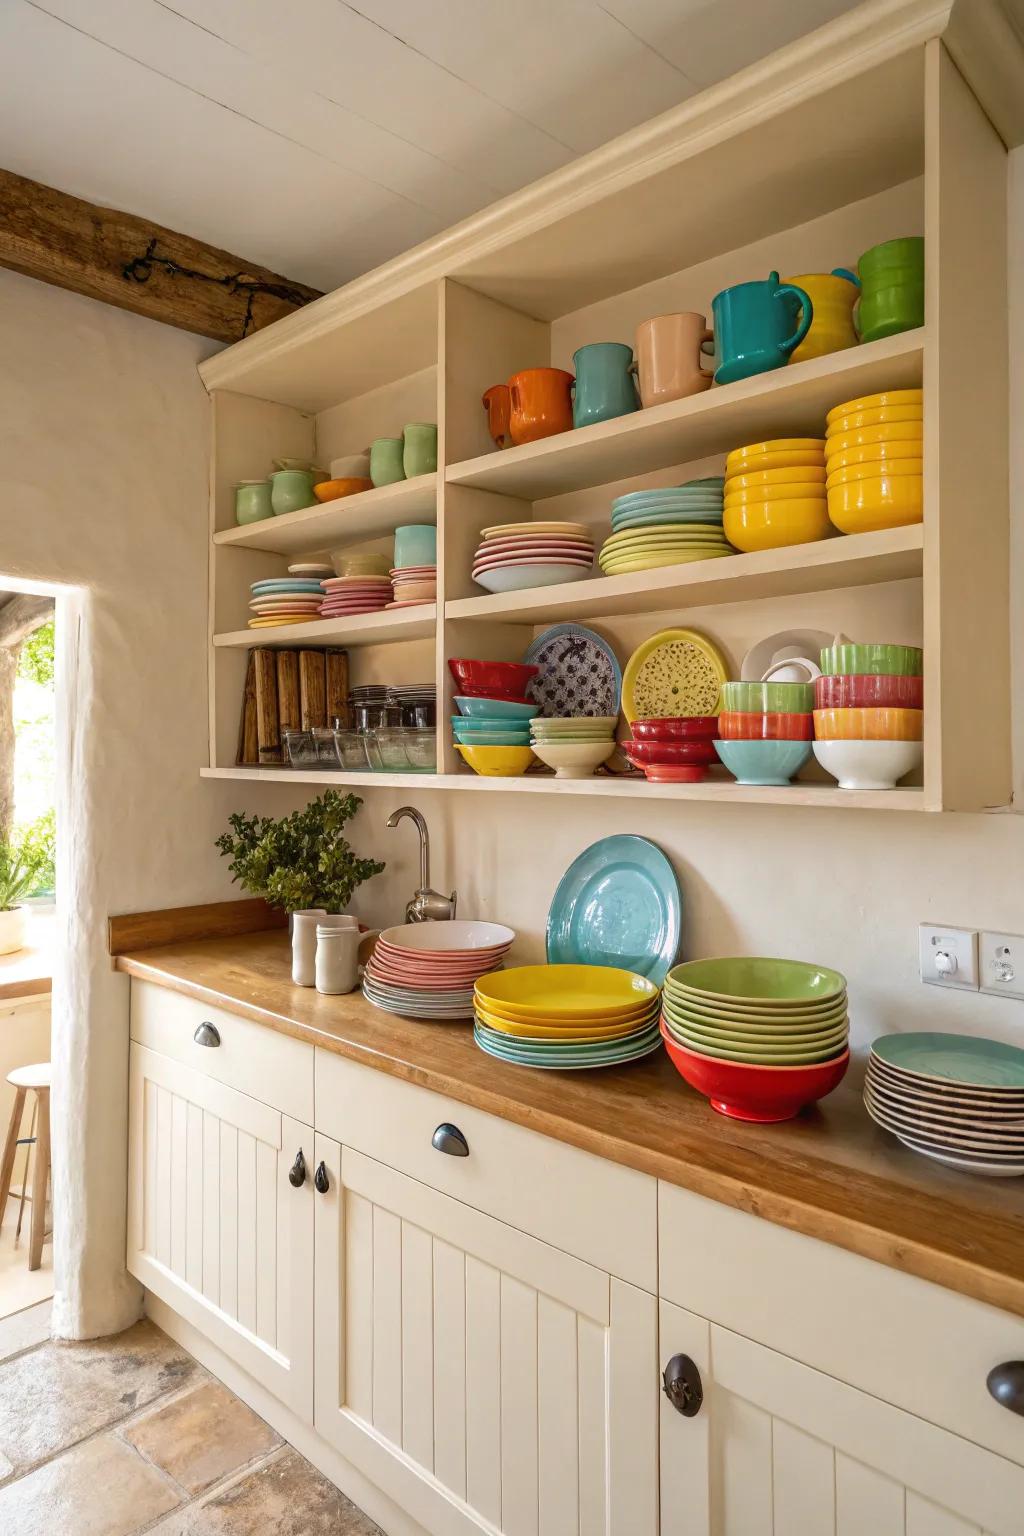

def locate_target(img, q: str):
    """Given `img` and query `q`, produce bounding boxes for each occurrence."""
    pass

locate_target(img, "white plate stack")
[362,921,515,1020]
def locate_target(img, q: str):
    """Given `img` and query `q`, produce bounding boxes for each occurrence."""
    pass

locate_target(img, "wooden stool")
[0,1063,51,1271]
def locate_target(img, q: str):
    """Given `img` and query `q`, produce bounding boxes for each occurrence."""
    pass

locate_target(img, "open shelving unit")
[201,17,1011,815]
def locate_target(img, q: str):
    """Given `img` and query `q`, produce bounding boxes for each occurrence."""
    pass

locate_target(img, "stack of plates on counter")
[599,478,733,574]
[248,577,324,628]
[472,521,595,593]
[865,1032,1024,1176]
[362,921,515,1020]
[319,574,393,618]
[473,964,662,1070]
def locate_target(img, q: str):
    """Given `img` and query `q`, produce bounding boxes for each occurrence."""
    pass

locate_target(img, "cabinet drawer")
[130,981,314,1125]
[659,1181,1024,1469]
[315,1051,656,1292]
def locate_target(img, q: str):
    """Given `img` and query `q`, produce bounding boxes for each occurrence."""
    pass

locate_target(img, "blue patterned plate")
[523,624,621,717]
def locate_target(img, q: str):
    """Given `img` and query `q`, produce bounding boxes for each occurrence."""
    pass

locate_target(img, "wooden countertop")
[0,912,53,1003]
[115,930,1024,1319]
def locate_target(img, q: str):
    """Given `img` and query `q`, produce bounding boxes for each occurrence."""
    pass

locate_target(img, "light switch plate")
[918,924,979,990]
[979,932,1024,1000]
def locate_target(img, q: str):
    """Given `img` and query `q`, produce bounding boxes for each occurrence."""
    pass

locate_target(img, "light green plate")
[663,994,848,1031]
[870,1032,1024,1090]
[663,1023,846,1065]
[663,1008,848,1051]
[667,957,847,1006]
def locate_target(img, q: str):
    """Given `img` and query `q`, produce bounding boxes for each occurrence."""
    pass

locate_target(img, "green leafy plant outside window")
[216,790,384,914]
[0,818,54,910]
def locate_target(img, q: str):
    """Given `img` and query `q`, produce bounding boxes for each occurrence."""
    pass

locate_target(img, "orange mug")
[482,384,511,448]
[508,368,574,446]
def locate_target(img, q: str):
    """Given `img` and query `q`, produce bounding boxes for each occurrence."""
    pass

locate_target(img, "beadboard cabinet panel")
[313,1138,658,1536]
[659,1299,1020,1536]
[127,1042,314,1420]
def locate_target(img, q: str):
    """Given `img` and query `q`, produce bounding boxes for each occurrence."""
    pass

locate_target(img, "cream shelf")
[446,526,923,625]
[214,474,437,557]
[200,765,926,811]
[213,605,435,650]
[445,333,923,502]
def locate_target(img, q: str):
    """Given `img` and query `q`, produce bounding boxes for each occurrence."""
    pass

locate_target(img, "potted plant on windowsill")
[216,790,385,985]
[0,828,51,955]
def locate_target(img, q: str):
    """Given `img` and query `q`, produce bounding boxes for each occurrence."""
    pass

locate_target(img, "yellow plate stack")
[825,389,923,533]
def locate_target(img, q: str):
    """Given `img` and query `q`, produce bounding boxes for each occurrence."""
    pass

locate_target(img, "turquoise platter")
[871,1032,1024,1090]
[546,833,681,986]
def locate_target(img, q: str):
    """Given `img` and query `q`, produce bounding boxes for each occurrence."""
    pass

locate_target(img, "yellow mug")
[786,270,860,365]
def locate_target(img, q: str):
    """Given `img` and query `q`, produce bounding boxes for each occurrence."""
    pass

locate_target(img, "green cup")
[370,438,406,487]
[234,480,273,525]
[818,642,923,677]
[402,422,438,478]
[857,237,924,342]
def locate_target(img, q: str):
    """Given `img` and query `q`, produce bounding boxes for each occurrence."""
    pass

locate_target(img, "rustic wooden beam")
[0,167,322,344]
[0,595,53,650]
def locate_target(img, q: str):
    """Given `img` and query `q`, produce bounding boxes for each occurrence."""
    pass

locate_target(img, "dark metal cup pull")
[987,1361,1024,1416]
[314,1161,330,1194]
[663,1354,704,1418]
[193,1022,221,1048]
[432,1123,469,1157]
[288,1150,307,1188]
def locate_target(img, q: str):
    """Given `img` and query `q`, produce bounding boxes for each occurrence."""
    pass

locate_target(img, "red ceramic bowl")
[717,711,814,741]
[641,763,709,783]
[449,658,539,694]
[631,716,719,741]
[456,687,534,704]
[814,673,924,710]
[661,1020,850,1122]
[624,739,720,767]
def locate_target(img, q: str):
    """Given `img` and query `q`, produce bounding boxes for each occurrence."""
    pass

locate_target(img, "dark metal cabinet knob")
[663,1354,704,1418]
[432,1123,469,1157]
[193,1022,220,1048]
[288,1150,306,1188]
[314,1161,330,1194]
[987,1361,1024,1416]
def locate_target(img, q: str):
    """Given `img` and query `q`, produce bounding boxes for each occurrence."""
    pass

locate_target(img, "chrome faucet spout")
[386,805,431,889]
[386,806,457,923]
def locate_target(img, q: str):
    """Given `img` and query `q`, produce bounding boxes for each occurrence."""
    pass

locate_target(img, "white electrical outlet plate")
[979,932,1024,1000]
[918,925,979,990]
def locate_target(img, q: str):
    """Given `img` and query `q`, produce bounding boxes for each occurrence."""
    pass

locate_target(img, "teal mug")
[571,342,638,429]
[856,237,924,342]
[403,422,437,478]
[394,524,437,570]
[710,272,812,384]
[370,437,406,487]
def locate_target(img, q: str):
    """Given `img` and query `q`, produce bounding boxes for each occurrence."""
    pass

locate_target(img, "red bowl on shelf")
[631,716,719,741]
[456,686,534,704]
[661,1020,849,1122]
[814,673,924,710]
[640,763,710,783]
[717,711,814,741]
[624,739,720,766]
[448,658,540,695]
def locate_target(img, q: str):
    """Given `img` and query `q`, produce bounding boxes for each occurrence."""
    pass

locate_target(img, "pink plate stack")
[319,574,393,618]
[389,564,437,609]
[362,921,516,1020]
[471,520,595,594]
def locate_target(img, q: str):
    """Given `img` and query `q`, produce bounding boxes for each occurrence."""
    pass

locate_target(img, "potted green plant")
[0,825,52,955]
[215,790,385,915]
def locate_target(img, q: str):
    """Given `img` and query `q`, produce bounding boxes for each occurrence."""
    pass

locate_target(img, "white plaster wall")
[0,269,324,1338]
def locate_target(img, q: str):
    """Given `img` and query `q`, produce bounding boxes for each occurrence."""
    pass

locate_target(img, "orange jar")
[508,368,574,445]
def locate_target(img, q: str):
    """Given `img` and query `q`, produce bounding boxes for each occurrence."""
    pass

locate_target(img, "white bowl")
[329,452,371,478]
[378,920,515,953]
[474,562,593,594]
[530,739,617,780]
[812,738,923,791]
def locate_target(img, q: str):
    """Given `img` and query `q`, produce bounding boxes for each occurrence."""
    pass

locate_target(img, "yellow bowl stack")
[723,439,830,552]
[824,389,923,534]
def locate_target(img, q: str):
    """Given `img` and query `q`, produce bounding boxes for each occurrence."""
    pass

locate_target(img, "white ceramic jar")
[315,924,361,994]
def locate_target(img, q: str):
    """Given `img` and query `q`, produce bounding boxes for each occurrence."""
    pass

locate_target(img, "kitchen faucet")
[386,806,457,923]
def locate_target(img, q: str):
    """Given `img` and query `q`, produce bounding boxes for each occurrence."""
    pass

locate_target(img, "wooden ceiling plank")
[0,167,321,343]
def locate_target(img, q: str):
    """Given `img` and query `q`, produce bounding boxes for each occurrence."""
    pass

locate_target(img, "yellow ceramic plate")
[724,449,826,474]
[825,421,922,453]
[725,466,825,491]
[726,438,825,467]
[825,389,922,425]
[481,521,589,539]
[600,551,733,574]
[475,1004,658,1038]
[247,615,317,627]
[621,628,729,723]
[826,405,922,433]
[825,439,924,472]
[475,964,659,1018]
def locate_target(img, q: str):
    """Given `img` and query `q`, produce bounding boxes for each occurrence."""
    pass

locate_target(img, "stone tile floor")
[0,1302,383,1535]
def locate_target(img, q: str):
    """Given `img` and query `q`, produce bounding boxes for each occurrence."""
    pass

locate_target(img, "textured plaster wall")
[0,268,319,1338]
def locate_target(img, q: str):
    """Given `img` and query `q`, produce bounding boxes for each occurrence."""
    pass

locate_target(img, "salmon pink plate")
[375,941,511,968]
[320,603,391,615]
[321,575,392,588]
[386,600,435,609]
[473,554,593,573]
[477,536,595,554]
[481,521,588,539]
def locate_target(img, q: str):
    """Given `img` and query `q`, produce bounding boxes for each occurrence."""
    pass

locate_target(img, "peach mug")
[508,368,574,446]
[482,384,511,448]
[633,312,714,408]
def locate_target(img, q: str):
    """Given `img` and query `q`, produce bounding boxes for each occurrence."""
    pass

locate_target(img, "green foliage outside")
[13,617,56,899]
[0,817,54,909]
[216,790,385,914]
[17,618,54,687]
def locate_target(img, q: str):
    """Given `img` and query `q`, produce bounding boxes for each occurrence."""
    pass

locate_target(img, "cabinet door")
[660,1300,1024,1536]
[127,1043,314,1420]
[314,1137,658,1536]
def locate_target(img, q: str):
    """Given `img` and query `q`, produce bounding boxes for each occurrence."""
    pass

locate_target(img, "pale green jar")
[402,422,438,478]
[234,480,274,524]
[270,468,317,516]
[370,438,406,487]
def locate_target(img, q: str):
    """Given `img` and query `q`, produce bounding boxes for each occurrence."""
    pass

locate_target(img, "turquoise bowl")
[452,725,530,746]
[454,696,535,720]
[714,738,811,786]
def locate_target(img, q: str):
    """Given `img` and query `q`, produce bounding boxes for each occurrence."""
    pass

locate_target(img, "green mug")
[402,422,437,478]
[370,437,406,487]
[234,480,273,524]
[857,237,924,342]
